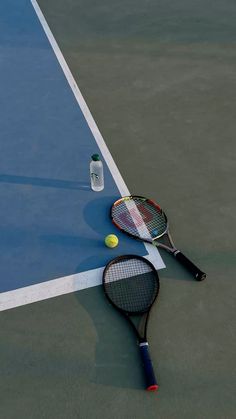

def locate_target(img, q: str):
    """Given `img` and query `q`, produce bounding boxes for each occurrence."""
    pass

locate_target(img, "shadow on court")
[73,285,149,390]
[0,173,90,191]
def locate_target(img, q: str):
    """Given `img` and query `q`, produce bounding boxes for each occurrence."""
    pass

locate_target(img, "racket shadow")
[73,282,150,390]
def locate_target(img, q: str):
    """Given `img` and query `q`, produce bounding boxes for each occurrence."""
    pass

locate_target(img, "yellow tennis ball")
[105,234,119,248]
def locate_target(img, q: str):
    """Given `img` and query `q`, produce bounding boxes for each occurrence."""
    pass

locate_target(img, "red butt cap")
[147,384,159,392]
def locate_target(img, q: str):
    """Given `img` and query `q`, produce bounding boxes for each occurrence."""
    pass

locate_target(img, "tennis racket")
[103,255,160,391]
[111,195,206,281]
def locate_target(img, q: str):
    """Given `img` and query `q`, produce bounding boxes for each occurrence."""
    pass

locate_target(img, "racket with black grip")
[111,196,206,281]
[103,255,160,391]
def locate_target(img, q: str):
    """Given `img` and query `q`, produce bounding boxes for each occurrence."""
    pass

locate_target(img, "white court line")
[0,0,165,312]
[0,249,162,312]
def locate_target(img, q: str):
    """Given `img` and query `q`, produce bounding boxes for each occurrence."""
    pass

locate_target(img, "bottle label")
[91,173,99,180]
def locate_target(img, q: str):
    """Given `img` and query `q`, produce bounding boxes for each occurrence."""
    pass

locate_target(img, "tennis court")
[0,0,235,418]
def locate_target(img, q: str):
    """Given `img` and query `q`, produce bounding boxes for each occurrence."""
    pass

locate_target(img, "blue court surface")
[0,0,164,311]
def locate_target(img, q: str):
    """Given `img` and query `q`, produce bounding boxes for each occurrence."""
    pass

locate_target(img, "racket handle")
[174,251,206,281]
[139,342,159,391]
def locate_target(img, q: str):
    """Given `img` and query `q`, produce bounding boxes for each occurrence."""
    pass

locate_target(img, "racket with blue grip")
[103,255,160,391]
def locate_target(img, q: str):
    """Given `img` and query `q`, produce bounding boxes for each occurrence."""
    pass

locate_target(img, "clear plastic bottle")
[90,154,104,191]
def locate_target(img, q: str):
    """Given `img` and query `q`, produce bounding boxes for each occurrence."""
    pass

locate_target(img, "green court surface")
[1,1,236,418]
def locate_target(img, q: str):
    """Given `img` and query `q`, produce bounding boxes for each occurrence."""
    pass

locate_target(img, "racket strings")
[112,198,167,240]
[104,258,159,313]
[140,202,166,238]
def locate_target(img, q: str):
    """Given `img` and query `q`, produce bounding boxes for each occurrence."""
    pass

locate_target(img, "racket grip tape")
[174,251,206,281]
[139,342,159,391]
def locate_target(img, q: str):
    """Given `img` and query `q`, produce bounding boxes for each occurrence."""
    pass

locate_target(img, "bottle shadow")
[0,173,90,190]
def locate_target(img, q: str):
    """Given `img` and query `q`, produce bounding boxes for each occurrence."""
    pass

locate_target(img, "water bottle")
[90,154,104,191]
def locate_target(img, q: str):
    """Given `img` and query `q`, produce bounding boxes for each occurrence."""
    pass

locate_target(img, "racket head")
[103,255,160,315]
[111,195,168,243]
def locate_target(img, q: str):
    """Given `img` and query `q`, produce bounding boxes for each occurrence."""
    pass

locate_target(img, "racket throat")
[173,249,180,257]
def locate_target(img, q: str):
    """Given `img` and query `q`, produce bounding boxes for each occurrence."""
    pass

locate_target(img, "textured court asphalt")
[0,1,235,418]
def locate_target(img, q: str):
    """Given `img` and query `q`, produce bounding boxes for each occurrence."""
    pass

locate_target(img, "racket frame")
[111,195,206,281]
[103,254,160,391]
[111,195,176,252]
